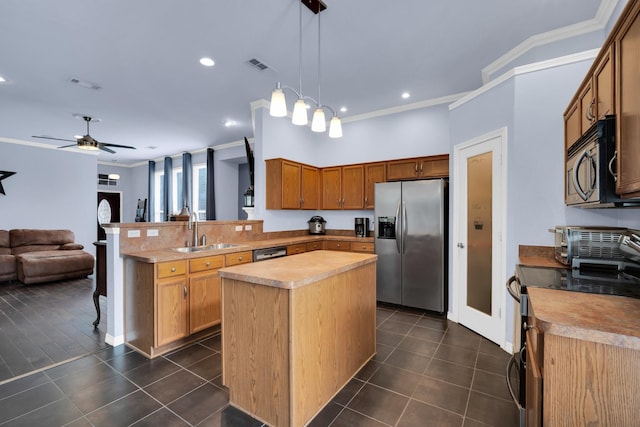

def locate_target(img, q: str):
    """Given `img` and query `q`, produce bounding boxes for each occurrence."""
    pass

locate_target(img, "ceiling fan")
[32,116,135,154]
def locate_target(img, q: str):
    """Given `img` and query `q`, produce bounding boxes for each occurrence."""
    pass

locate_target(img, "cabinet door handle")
[238,256,243,261]
[171,267,176,272]
[183,286,187,299]
[419,162,424,173]
[608,150,617,182]
[205,261,211,267]
[414,164,418,174]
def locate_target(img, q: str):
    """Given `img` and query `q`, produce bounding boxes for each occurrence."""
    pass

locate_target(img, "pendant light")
[268,0,343,138]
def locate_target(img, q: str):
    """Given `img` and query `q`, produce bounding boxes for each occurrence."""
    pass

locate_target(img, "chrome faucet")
[188,211,199,247]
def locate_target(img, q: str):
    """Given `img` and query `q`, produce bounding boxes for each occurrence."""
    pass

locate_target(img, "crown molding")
[481,0,620,84]
[451,48,600,111]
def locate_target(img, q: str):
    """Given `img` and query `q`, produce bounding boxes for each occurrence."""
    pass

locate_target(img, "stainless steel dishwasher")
[252,246,287,262]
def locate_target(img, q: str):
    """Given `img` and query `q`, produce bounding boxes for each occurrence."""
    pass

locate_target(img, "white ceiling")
[0,0,606,165]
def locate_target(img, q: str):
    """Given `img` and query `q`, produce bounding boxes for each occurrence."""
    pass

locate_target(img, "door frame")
[450,127,508,350]
[97,190,123,239]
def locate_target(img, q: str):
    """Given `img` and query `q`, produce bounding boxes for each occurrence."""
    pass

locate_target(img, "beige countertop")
[218,250,377,289]
[518,245,568,269]
[122,234,374,263]
[527,287,640,350]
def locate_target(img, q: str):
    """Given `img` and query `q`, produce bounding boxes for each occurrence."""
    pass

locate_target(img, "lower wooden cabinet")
[350,241,374,253]
[125,252,251,358]
[306,241,324,251]
[286,243,306,255]
[325,241,351,252]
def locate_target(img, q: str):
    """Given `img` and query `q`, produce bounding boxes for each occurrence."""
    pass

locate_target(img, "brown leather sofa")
[0,229,94,285]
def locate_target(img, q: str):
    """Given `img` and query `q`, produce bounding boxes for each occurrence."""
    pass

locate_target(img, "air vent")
[247,58,269,71]
[98,174,118,186]
[68,78,102,90]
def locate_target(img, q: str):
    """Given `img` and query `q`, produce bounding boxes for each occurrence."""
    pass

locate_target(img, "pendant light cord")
[317,12,321,107]
[298,1,303,96]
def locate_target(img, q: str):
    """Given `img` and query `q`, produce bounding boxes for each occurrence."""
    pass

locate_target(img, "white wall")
[255,103,452,232]
[0,141,97,257]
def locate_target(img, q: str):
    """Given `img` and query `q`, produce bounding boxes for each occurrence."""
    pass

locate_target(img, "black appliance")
[565,115,640,207]
[506,263,640,425]
[354,217,370,237]
[253,246,287,262]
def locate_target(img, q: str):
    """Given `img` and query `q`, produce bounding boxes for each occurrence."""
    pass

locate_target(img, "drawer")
[287,243,306,256]
[225,251,253,266]
[325,241,351,251]
[157,260,187,278]
[190,255,224,273]
[351,242,374,253]
[306,241,324,251]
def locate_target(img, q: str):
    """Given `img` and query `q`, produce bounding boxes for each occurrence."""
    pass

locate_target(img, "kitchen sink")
[170,243,242,253]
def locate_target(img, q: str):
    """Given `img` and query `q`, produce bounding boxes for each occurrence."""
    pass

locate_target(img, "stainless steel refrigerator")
[374,179,447,312]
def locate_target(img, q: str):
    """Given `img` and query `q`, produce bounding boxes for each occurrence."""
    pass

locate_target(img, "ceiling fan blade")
[32,135,77,143]
[98,145,116,154]
[57,143,79,149]
[100,143,136,150]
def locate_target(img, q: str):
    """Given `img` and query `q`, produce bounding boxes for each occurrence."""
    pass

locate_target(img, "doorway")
[452,128,507,347]
[97,191,122,241]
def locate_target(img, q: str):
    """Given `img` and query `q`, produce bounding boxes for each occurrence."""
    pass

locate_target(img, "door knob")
[457,242,465,248]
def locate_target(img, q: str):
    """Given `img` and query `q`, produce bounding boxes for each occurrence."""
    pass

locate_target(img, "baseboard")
[105,333,125,347]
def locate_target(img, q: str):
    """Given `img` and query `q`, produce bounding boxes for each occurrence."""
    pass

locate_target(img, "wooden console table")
[92,241,107,327]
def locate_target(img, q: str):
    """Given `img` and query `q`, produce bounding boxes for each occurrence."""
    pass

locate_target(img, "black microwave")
[566,115,640,207]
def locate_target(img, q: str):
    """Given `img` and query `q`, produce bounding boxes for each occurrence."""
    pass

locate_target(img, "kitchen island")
[218,250,377,427]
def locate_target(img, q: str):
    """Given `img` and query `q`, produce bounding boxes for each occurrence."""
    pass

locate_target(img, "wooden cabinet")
[350,241,374,253]
[615,1,640,197]
[386,155,449,181]
[286,243,306,256]
[594,45,614,121]
[321,165,364,209]
[579,81,595,133]
[225,251,252,266]
[563,100,581,151]
[124,251,252,358]
[325,240,351,252]
[525,329,543,427]
[156,276,188,346]
[364,162,386,209]
[266,159,319,209]
[306,241,324,251]
[188,255,224,335]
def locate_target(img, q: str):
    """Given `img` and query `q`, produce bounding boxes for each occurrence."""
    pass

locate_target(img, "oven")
[506,263,640,426]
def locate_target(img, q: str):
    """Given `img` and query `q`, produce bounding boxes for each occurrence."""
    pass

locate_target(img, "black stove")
[515,264,640,299]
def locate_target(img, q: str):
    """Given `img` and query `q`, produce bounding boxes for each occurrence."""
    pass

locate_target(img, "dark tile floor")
[0,278,107,382]
[1,278,518,426]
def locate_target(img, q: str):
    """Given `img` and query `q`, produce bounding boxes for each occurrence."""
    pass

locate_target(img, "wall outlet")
[235,225,243,231]
[244,224,252,231]
[147,229,159,237]
[128,230,141,238]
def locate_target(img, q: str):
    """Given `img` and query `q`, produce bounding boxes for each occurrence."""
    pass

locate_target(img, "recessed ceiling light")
[200,57,215,67]
[223,119,236,127]
[340,106,347,113]
[0,76,6,83]
[401,92,410,99]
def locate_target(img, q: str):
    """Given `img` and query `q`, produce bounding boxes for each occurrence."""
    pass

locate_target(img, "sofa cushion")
[0,230,9,255]
[0,254,16,281]
[60,243,84,250]
[15,250,94,285]
[10,229,75,248]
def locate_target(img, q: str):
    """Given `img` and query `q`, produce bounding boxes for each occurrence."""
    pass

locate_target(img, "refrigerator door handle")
[402,201,407,255]
[395,202,401,254]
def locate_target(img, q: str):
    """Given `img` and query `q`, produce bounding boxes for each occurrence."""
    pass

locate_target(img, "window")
[153,163,206,221]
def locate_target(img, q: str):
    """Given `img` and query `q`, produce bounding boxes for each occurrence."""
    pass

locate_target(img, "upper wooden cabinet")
[266,159,319,209]
[564,0,640,198]
[615,0,640,197]
[266,154,448,211]
[321,165,364,210]
[386,155,449,181]
[364,162,386,209]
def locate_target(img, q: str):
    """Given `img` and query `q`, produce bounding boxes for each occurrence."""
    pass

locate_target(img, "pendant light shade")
[311,108,326,132]
[292,99,308,125]
[329,115,342,138]
[269,86,287,117]
[267,0,342,138]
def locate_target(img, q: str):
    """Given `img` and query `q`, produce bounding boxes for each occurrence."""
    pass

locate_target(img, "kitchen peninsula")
[219,250,377,427]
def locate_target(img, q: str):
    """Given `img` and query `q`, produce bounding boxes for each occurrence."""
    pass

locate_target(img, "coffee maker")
[355,218,370,237]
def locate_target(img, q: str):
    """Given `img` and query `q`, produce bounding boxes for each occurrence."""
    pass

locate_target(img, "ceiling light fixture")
[269,0,342,138]
[0,76,6,83]
[402,92,411,99]
[200,57,215,67]
[108,173,120,180]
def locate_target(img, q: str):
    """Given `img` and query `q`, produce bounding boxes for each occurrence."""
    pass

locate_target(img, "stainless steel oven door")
[566,139,599,205]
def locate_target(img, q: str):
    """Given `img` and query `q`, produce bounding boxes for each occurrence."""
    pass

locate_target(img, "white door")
[452,128,506,346]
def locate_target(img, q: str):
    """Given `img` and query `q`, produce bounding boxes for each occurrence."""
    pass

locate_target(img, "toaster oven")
[553,226,628,266]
